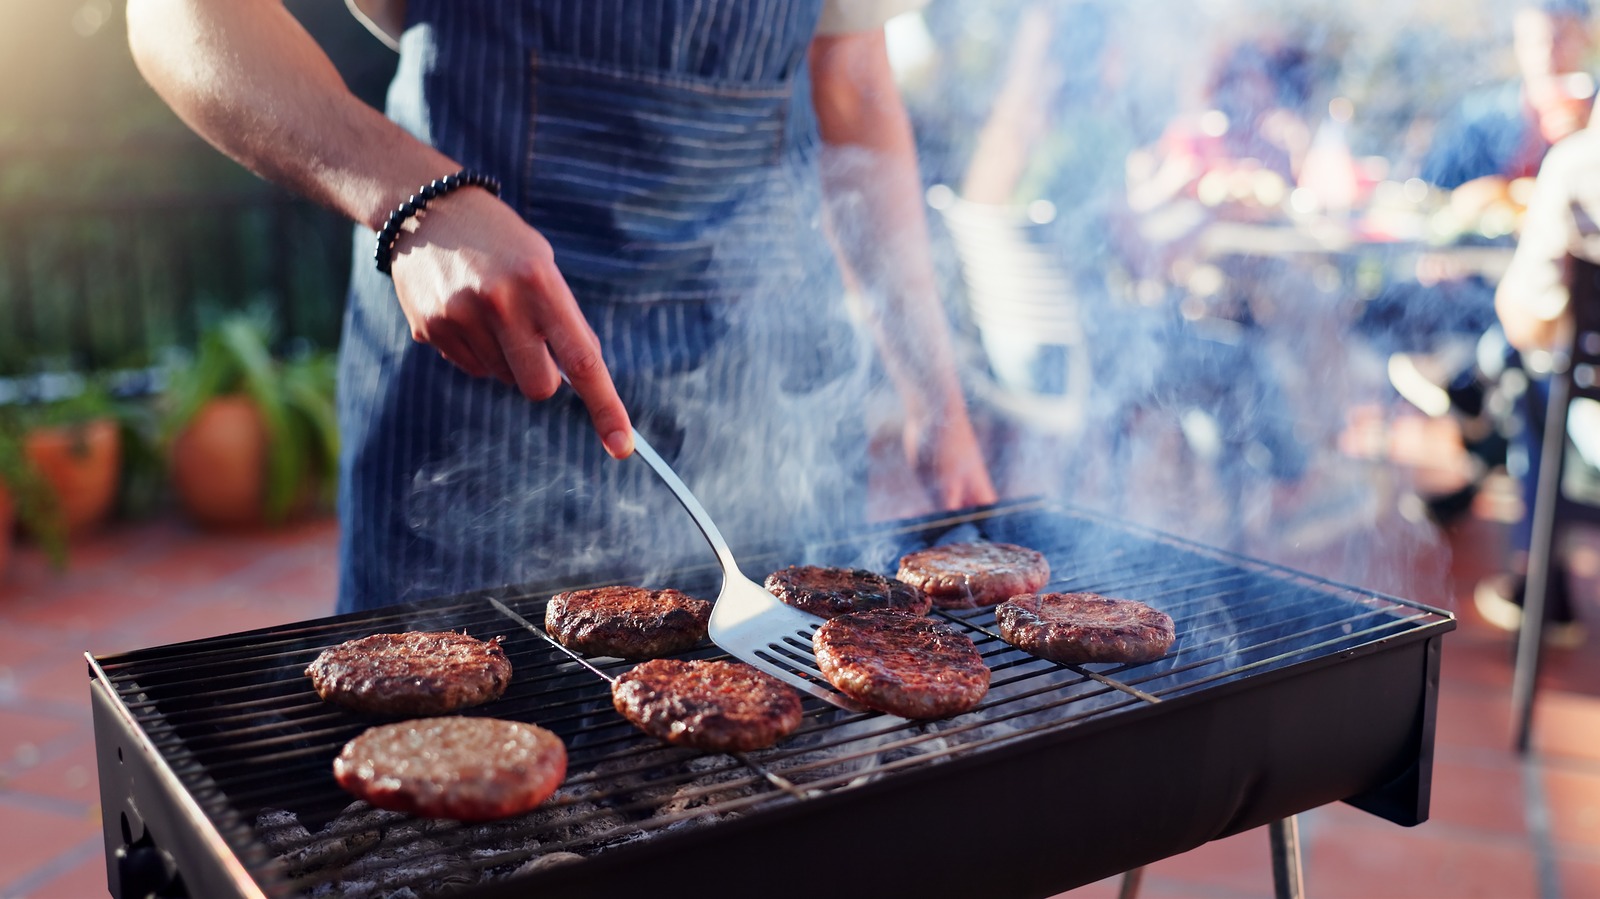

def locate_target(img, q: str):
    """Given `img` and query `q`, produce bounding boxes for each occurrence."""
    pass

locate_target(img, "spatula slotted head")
[707,576,864,712]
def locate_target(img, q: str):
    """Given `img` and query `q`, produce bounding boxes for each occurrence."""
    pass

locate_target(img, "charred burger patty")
[333,717,566,821]
[996,592,1176,664]
[763,565,930,618]
[305,631,512,716]
[544,585,711,659]
[895,542,1050,609]
[611,659,803,752]
[812,609,989,719]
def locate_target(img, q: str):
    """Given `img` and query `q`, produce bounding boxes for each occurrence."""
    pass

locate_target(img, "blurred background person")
[1124,36,1314,225]
[1474,114,1600,646]
[1116,31,1324,524]
[1359,0,1596,523]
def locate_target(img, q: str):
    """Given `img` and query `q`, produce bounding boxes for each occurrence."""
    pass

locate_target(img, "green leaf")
[218,318,302,523]
[161,331,239,445]
[284,359,340,479]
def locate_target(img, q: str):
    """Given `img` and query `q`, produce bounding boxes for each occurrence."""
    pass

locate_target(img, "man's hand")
[389,188,635,459]
[812,29,999,512]
[905,410,998,512]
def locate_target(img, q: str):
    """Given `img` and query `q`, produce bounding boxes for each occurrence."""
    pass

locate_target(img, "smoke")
[888,0,1560,606]
[393,0,1546,609]
[397,159,881,600]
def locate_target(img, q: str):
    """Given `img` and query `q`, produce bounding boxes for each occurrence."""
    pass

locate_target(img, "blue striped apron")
[336,0,867,612]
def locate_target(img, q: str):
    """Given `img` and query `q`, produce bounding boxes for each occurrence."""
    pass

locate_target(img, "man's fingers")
[558,342,633,458]
[456,326,517,385]
[428,330,493,380]
[495,322,562,402]
[944,470,998,510]
[525,270,634,458]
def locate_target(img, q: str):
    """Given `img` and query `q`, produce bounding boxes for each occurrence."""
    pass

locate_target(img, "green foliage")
[162,311,339,524]
[17,378,120,431]
[0,409,67,569]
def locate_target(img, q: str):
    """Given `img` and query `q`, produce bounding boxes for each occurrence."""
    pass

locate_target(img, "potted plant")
[162,313,339,529]
[16,380,125,539]
[0,411,68,576]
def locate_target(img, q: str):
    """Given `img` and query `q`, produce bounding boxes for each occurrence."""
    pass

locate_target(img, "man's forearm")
[127,0,455,231]
[810,31,967,423]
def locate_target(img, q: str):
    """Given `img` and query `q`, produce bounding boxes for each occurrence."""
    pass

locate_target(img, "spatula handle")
[627,427,740,574]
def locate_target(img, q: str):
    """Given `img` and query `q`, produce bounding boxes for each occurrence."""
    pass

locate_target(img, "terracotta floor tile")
[243,514,339,548]
[124,592,330,649]
[1533,691,1600,764]
[0,798,99,887]
[3,584,173,637]
[0,710,83,776]
[11,847,108,899]
[1433,685,1516,753]
[1056,871,1265,899]
[15,652,106,709]
[1557,852,1600,897]
[252,556,339,605]
[1427,755,1528,836]
[1048,874,1122,898]
[1540,647,1600,699]
[0,631,56,675]
[1437,633,1516,691]
[120,543,267,595]
[1,734,98,810]
[1305,818,1537,898]
[60,519,184,564]
[1542,766,1600,850]
[1141,827,1276,896]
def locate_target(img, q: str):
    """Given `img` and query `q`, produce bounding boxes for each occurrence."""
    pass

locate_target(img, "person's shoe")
[1420,481,1479,526]
[1388,353,1452,417]
[1473,574,1586,648]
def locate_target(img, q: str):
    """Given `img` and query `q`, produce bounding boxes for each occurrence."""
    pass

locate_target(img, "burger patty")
[305,632,512,716]
[895,542,1050,609]
[333,717,567,821]
[812,609,989,719]
[544,585,711,659]
[996,592,1176,664]
[611,659,803,752]
[763,565,931,618]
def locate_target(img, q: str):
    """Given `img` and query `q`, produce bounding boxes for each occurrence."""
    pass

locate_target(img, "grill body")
[89,500,1453,899]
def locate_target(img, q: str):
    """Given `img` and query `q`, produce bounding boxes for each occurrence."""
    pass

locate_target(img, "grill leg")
[1270,816,1305,899]
[1116,866,1144,899]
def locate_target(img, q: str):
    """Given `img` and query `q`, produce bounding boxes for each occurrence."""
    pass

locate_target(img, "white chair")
[929,187,1092,440]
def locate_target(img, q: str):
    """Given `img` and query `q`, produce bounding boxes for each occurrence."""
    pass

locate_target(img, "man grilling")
[125,0,997,610]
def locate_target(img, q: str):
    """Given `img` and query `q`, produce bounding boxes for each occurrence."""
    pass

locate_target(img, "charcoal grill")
[89,498,1453,899]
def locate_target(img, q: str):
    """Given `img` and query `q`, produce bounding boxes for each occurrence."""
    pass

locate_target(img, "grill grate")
[91,500,1453,899]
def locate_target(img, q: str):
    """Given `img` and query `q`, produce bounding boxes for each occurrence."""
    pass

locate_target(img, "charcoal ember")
[260,795,624,897]
[583,750,752,817]
[254,806,389,877]
[512,851,584,876]
[656,753,763,817]
[255,808,310,853]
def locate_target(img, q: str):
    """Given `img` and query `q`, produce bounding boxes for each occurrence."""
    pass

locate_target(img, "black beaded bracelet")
[373,169,502,275]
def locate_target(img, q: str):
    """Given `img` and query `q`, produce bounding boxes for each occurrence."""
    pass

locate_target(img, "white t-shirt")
[816,0,929,34]
[1497,127,1600,324]
[347,0,927,49]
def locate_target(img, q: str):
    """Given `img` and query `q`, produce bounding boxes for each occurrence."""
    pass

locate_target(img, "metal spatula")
[629,427,864,711]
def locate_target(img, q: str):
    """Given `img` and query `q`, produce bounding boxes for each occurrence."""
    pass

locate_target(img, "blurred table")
[1195,219,1516,284]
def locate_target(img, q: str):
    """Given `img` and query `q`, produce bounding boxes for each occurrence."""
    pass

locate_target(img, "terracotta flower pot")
[22,418,121,539]
[170,395,275,529]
